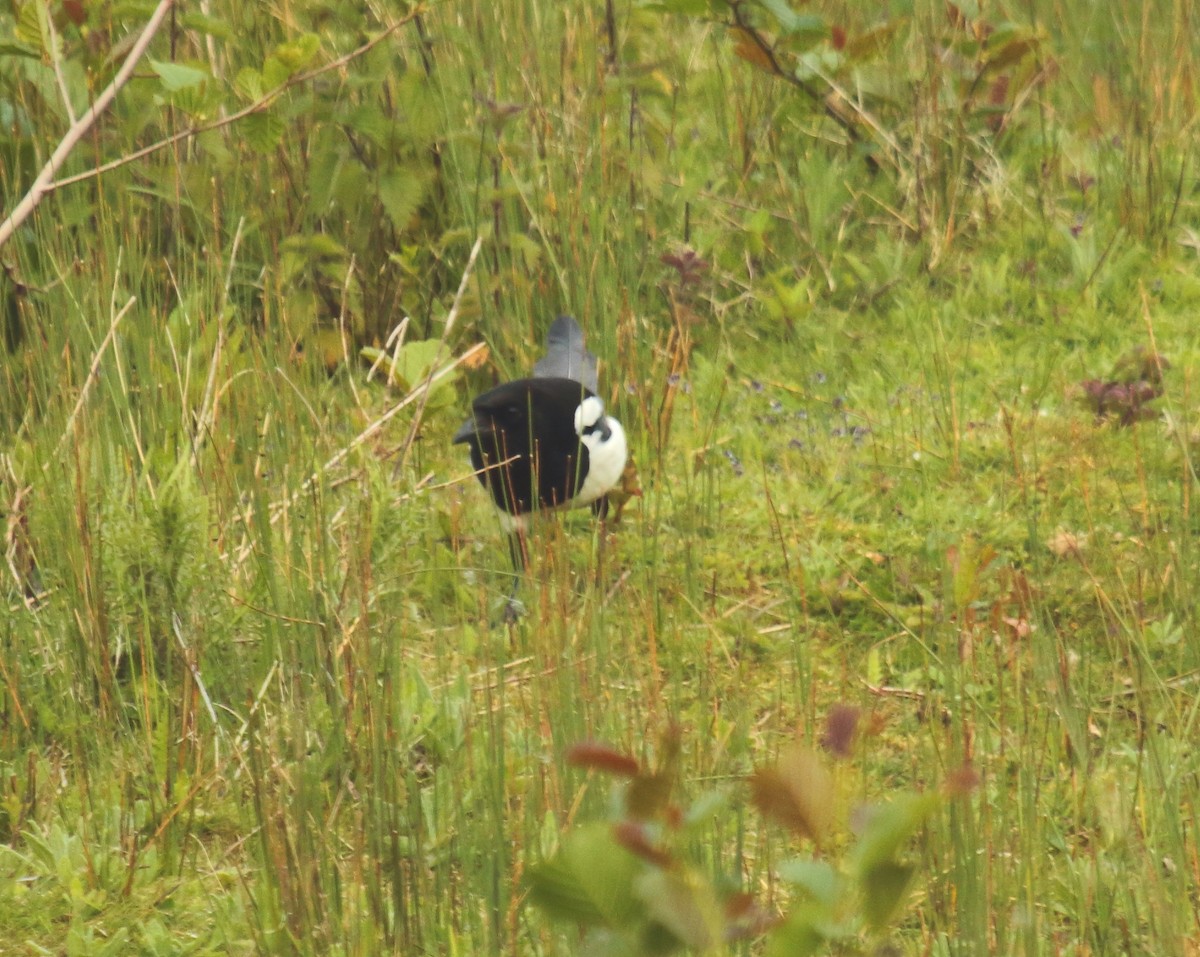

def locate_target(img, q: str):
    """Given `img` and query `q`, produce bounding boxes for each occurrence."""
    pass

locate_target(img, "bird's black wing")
[456,378,593,512]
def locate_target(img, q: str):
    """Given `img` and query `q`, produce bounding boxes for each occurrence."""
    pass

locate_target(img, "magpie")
[453,316,628,615]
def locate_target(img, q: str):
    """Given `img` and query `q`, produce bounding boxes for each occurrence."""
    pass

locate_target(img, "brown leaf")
[1046,528,1085,559]
[627,771,675,820]
[566,741,640,777]
[459,342,490,370]
[730,28,781,75]
[749,744,834,844]
[943,765,980,797]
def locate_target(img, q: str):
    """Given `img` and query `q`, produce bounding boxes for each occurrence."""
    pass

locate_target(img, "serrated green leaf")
[262,55,291,90]
[234,67,264,101]
[273,33,321,72]
[344,104,391,147]
[859,861,914,931]
[525,823,643,928]
[150,59,209,92]
[242,110,285,153]
[14,1,44,51]
[377,167,430,231]
[776,858,841,907]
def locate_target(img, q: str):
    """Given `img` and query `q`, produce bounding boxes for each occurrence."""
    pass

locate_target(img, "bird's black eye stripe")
[582,418,612,441]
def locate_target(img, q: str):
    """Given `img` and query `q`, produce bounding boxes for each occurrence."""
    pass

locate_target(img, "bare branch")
[0,0,176,251]
[42,13,420,195]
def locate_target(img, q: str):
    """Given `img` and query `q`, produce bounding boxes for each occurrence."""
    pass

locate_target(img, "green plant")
[527,714,973,954]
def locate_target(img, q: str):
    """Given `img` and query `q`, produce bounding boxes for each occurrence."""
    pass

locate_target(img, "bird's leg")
[501,526,528,624]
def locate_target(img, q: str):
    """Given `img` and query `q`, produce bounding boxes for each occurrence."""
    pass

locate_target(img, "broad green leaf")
[179,11,235,40]
[776,857,841,907]
[850,792,941,874]
[764,905,833,957]
[273,33,321,72]
[682,787,732,829]
[525,823,643,928]
[378,167,430,232]
[0,39,40,58]
[859,861,914,931]
[757,0,804,33]
[14,1,43,51]
[234,67,265,101]
[378,338,445,392]
[243,111,285,154]
[634,868,724,950]
[150,60,210,92]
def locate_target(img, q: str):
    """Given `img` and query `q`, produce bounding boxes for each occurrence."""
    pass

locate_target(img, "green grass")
[2,0,1200,953]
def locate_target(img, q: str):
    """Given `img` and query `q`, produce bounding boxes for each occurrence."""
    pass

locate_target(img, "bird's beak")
[453,417,492,445]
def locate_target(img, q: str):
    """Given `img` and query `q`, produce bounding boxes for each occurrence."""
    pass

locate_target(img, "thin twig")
[0,0,175,251]
[37,12,421,197]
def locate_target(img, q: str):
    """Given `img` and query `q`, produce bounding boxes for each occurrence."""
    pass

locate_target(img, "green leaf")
[859,861,914,931]
[273,33,321,72]
[150,60,210,92]
[776,858,841,907]
[756,0,825,40]
[0,39,40,58]
[242,110,285,153]
[234,67,265,101]
[634,869,725,950]
[378,167,430,232]
[682,787,732,829]
[14,1,44,51]
[645,0,712,13]
[369,338,447,393]
[765,906,832,957]
[179,11,235,40]
[850,792,941,874]
[525,823,644,928]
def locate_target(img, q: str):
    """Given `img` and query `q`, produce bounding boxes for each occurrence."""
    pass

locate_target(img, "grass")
[1,0,1200,953]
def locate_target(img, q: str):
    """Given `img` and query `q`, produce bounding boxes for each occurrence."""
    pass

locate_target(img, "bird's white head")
[574,395,627,505]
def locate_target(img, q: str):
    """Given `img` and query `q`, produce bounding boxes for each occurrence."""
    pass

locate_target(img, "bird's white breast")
[575,400,627,506]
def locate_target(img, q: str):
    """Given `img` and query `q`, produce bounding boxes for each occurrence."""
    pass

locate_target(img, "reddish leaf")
[613,821,674,868]
[566,742,640,777]
[820,704,859,759]
[63,0,87,25]
[830,24,847,50]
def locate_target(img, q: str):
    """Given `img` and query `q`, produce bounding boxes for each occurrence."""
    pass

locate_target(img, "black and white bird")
[453,316,628,610]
